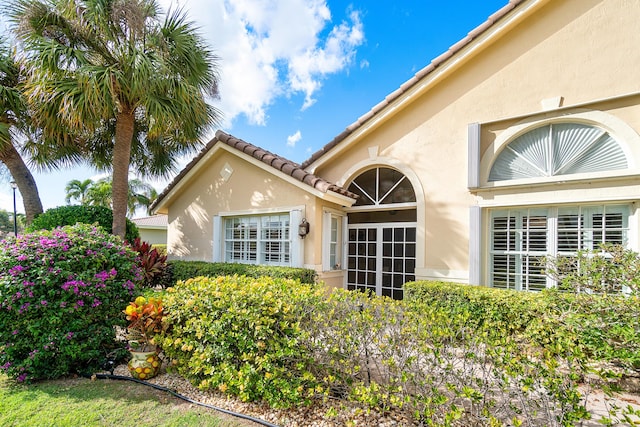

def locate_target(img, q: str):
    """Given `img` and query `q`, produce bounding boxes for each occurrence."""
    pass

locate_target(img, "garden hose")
[84,373,281,427]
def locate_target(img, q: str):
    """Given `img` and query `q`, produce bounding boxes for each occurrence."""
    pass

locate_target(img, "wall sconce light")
[298,218,310,238]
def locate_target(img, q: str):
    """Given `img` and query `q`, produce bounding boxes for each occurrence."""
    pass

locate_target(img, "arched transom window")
[489,123,627,182]
[347,167,416,206]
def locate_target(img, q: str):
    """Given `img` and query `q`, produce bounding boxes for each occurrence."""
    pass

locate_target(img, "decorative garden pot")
[127,350,160,380]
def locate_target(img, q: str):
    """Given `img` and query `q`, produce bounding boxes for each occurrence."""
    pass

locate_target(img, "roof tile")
[150,131,358,212]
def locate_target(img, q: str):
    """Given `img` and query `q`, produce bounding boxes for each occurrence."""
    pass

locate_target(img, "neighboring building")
[151,0,640,299]
[131,215,168,246]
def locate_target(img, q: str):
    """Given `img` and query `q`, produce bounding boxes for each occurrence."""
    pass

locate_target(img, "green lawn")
[0,375,253,427]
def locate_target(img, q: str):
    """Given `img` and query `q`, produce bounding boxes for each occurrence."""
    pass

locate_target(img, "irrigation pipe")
[84,373,281,427]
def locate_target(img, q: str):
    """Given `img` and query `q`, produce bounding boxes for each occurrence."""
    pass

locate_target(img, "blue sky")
[1,0,507,215]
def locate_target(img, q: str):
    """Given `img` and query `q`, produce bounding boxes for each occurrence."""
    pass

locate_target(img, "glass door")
[347,223,416,300]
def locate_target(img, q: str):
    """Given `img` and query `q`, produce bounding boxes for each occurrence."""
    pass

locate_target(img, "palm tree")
[69,176,159,217]
[65,178,93,205]
[8,0,221,238]
[85,178,113,209]
[0,38,43,224]
[127,178,158,216]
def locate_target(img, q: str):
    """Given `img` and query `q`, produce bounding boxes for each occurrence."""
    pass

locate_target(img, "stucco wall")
[310,0,640,282]
[167,148,318,262]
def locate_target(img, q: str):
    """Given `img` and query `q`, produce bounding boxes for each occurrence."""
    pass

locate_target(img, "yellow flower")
[135,296,146,306]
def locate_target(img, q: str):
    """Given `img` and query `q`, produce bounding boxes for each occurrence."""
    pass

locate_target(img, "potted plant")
[123,296,165,380]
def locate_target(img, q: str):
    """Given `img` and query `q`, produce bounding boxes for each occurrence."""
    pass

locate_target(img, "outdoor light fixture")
[298,218,310,238]
[10,181,17,237]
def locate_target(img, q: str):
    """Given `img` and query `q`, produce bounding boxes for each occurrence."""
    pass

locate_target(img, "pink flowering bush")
[0,223,143,382]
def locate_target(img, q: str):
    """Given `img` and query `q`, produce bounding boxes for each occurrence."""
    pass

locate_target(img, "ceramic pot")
[127,350,160,380]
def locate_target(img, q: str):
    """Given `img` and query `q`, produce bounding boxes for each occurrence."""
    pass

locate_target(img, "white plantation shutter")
[489,205,630,291]
[489,123,627,181]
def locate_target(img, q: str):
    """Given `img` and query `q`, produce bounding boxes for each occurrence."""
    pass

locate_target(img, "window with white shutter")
[490,205,629,291]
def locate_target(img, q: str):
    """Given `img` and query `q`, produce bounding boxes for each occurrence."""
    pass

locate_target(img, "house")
[131,215,168,246]
[150,0,640,299]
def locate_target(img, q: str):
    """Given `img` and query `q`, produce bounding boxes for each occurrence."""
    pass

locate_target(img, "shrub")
[130,238,168,288]
[405,281,640,372]
[544,243,640,295]
[27,205,139,243]
[151,244,167,256]
[299,289,589,426]
[167,260,317,284]
[156,275,324,408]
[0,224,142,381]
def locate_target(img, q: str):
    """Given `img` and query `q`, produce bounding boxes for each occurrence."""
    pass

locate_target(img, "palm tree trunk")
[112,109,135,240]
[0,142,44,225]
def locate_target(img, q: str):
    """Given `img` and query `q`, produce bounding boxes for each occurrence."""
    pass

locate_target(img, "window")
[323,211,344,271]
[224,214,291,266]
[490,205,629,291]
[329,216,342,269]
[348,167,416,206]
[489,123,627,182]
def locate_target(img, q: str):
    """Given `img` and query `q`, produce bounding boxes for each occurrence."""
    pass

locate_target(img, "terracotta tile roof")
[150,130,357,212]
[215,131,358,198]
[132,215,167,227]
[299,0,525,169]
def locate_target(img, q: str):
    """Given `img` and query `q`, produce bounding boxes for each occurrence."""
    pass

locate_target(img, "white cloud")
[158,0,364,126]
[287,130,302,147]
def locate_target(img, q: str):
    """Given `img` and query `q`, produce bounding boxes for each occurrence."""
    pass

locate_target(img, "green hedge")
[404,281,640,371]
[27,205,139,243]
[156,282,592,423]
[166,260,317,285]
[157,275,323,408]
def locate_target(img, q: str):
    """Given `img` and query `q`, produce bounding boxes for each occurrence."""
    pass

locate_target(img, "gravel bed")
[109,363,413,427]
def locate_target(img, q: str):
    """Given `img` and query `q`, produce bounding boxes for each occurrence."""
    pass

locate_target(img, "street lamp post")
[10,181,17,237]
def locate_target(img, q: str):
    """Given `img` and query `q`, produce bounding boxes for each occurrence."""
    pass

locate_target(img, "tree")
[64,178,93,205]
[66,177,159,217]
[85,178,113,209]
[9,0,221,238]
[0,38,43,224]
[127,178,158,216]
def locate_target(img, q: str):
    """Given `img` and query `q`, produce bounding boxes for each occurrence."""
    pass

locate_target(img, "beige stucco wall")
[138,228,167,246]
[165,148,319,263]
[160,0,640,288]
[310,0,640,283]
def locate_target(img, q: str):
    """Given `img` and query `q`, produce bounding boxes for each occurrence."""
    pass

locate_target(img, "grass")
[0,374,253,427]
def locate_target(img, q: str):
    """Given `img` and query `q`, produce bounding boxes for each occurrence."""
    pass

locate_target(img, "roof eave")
[303,0,547,173]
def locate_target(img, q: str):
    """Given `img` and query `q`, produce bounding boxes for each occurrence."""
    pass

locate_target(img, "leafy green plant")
[27,205,139,243]
[167,260,317,284]
[299,289,589,426]
[0,224,143,381]
[156,275,323,408]
[544,243,640,295]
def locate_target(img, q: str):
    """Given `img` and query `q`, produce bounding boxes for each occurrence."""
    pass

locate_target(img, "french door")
[346,223,416,300]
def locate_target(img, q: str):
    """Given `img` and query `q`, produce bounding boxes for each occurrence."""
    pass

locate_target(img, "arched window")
[345,167,417,300]
[348,167,416,206]
[489,123,627,182]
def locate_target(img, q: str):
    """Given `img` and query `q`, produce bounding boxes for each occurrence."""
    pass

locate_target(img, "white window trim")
[212,206,306,267]
[322,208,346,272]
